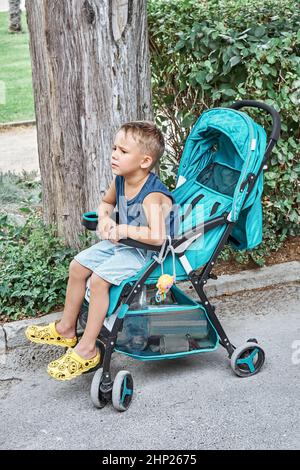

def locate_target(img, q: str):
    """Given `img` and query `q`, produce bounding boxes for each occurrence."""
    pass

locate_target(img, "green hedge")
[0,212,95,319]
[148,0,300,259]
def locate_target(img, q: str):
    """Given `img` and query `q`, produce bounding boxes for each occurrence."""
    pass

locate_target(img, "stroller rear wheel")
[231,342,265,377]
[112,371,134,412]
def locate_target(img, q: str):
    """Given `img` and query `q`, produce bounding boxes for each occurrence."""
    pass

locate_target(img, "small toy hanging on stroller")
[80,100,281,411]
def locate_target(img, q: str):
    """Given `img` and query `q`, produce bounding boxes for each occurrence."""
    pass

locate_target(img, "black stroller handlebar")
[230,100,281,142]
[81,212,162,251]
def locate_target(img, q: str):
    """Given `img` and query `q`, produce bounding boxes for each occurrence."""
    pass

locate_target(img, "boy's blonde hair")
[119,121,165,170]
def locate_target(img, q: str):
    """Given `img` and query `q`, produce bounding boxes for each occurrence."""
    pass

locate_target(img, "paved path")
[0,126,38,173]
[0,0,25,12]
[1,283,299,450]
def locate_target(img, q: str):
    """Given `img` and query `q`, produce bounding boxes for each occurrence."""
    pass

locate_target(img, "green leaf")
[181,113,196,128]
[19,207,31,214]
[290,93,300,105]
[255,78,263,89]
[254,26,266,38]
[261,65,270,75]
[221,88,236,97]
[195,71,207,85]
[164,95,175,104]
[266,55,276,64]
[229,56,241,67]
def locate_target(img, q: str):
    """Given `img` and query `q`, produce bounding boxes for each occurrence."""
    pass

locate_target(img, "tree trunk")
[8,0,22,33]
[25,0,152,247]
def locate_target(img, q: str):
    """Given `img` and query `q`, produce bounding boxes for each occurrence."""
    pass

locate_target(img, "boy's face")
[111,130,153,176]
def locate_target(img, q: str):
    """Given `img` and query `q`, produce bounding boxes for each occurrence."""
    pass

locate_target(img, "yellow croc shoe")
[25,321,77,348]
[47,348,101,381]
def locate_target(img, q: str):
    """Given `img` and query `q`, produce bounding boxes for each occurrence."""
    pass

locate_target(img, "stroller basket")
[115,285,218,360]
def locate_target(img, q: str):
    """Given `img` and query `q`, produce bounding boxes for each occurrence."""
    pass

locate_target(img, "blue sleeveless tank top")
[115,172,178,238]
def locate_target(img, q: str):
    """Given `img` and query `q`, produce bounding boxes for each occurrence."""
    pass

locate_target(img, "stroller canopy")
[175,108,267,223]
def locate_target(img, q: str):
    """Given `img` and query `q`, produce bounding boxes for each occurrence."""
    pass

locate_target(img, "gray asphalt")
[1,283,299,450]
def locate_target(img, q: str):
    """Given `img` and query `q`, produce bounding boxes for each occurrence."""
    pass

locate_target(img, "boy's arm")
[122,192,172,246]
[97,178,117,239]
[98,177,117,221]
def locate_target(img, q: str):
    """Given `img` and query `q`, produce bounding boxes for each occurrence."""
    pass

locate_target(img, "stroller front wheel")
[112,371,134,412]
[90,368,110,408]
[231,342,265,377]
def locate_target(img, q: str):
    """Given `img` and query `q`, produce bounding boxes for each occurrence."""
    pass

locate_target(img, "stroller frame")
[81,100,281,410]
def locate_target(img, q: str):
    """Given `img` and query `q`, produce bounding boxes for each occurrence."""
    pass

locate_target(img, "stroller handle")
[230,100,281,142]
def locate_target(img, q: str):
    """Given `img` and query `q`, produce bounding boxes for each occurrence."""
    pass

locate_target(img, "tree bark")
[25,0,152,247]
[8,0,22,33]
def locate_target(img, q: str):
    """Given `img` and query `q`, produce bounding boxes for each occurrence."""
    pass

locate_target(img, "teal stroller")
[80,100,281,411]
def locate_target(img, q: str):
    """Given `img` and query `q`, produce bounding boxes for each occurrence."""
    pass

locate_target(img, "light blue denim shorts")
[74,240,155,286]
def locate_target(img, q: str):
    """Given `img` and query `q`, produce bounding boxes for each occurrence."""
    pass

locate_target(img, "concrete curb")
[0,311,61,355]
[0,261,299,353]
[0,120,36,129]
[180,260,300,298]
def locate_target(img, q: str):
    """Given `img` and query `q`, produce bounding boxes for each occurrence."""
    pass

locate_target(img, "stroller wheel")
[231,342,265,377]
[90,368,109,409]
[112,371,134,412]
[247,338,258,344]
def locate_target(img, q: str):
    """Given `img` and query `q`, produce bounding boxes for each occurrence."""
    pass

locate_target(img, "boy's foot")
[73,343,98,360]
[25,321,77,348]
[47,348,101,381]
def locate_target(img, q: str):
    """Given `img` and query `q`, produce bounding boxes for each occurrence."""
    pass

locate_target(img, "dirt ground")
[213,236,300,276]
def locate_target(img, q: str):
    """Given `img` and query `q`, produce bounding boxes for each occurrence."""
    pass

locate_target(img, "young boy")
[25,121,176,381]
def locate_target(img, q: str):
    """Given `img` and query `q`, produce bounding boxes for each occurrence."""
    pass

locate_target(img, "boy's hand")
[97,217,117,240]
[107,224,128,244]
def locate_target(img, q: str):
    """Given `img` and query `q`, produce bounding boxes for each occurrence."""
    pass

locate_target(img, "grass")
[0,11,34,123]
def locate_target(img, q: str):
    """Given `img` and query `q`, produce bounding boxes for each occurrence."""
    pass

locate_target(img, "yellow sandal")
[25,321,77,348]
[47,348,101,381]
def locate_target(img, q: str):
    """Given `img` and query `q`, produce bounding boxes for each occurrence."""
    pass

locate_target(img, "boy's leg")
[74,273,111,359]
[71,244,147,359]
[56,260,92,338]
